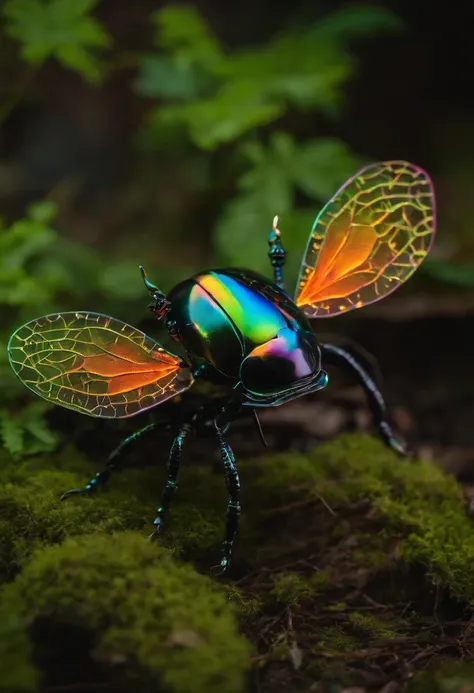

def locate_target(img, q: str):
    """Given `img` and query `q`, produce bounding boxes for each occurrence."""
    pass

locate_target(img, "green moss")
[4,432,474,607]
[351,532,396,568]
[251,434,474,604]
[227,586,263,616]
[270,571,328,605]
[270,642,293,662]
[331,519,351,540]
[348,612,398,639]
[311,660,352,688]
[1,532,250,693]
[2,432,474,690]
[409,661,474,692]
[0,611,36,692]
[0,444,236,580]
[311,612,399,659]
[0,464,151,581]
[325,602,348,612]
[313,625,359,653]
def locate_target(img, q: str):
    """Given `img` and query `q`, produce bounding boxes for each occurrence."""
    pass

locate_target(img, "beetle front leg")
[268,215,286,290]
[212,422,241,576]
[320,342,407,455]
[60,422,158,501]
[150,423,193,537]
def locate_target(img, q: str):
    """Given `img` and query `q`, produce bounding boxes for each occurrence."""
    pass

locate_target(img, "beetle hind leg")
[320,342,408,455]
[60,422,158,501]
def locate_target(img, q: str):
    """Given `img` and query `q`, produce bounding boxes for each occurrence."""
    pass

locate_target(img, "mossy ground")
[1,431,474,691]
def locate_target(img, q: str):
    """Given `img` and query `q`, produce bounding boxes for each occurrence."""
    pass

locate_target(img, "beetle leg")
[60,422,158,500]
[268,215,286,290]
[150,423,193,537]
[320,342,408,456]
[211,422,241,576]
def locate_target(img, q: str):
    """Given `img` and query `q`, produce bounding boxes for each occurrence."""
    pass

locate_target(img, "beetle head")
[139,266,171,320]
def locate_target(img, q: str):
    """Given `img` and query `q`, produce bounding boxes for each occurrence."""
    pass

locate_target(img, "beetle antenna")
[252,409,268,448]
[272,215,280,238]
[139,265,161,296]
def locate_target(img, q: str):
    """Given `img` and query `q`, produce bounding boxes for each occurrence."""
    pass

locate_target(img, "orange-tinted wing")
[8,312,193,418]
[294,161,436,317]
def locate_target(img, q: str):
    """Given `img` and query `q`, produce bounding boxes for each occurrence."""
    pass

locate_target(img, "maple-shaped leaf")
[3,0,112,83]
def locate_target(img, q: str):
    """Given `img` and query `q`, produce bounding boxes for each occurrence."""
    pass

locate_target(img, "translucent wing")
[8,312,193,418]
[294,161,436,317]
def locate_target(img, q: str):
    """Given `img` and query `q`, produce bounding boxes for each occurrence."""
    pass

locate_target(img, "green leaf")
[0,199,59,308]
[21,402,59,454]
[157,81,285,150]
[422,259,474,287]
[26,200,57,224]
[214,134,364,281]
[0,410,24,457]
[214,194,317,287]
[135,54,210,100]
[217,37,352,112]
[100,261,147,300]
[152,5,223,70]
[214,194,277,273]
[237,133,296,211]
[237,134,362,207]
[294,138,364,199]
[310,4,404,39]
[0,403,59,458]
[3,0,112,82]
[139,5,402,149]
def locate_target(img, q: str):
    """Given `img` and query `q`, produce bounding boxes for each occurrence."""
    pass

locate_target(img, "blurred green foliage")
[422,259,474,287]
[3,0,111,83]
[137,5,402,149]
[135,4,402,279]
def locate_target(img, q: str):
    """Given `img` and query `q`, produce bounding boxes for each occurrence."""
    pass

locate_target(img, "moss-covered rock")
[0,443,228,581]
[0,611,36,692]
[1,532,250,693]
[2,432,474,691]
[248,434,474,602]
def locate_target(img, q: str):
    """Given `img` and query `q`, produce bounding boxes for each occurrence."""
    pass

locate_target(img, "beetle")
[8,161,436,573]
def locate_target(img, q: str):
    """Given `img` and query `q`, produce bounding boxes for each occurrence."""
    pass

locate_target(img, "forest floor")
[2,310,474,693]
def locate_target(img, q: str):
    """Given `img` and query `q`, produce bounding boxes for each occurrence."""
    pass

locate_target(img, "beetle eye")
[148,293,171,319]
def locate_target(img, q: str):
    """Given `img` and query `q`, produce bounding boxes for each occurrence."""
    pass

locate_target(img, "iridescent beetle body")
[167,268,327,406]
[8,161,437,573]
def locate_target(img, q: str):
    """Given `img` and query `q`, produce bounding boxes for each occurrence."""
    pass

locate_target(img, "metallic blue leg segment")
[60,422,157,500]
[213,424,241,575]
[268,215,286,290]
[321,342,407,455]
[151,423,192,533]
